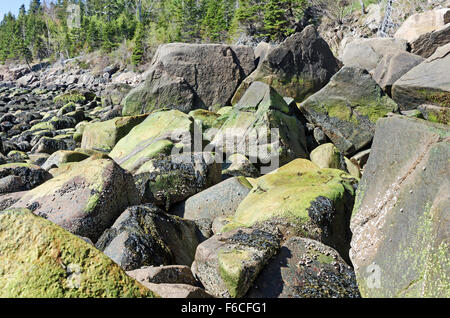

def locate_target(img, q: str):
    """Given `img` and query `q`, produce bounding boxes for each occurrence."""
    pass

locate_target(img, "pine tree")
[131,22,145,66]
[263,0,292,42]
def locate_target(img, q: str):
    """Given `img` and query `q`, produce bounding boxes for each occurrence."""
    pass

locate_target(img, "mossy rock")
[41,150,90,170]
[223,159,358,262]
[0,208,156,298]
[81,114,148,153]
[300,67,398,155]
[212,82,308,170]
[192,227,281,298]
[109,110,196,172]
[11,157,140,242]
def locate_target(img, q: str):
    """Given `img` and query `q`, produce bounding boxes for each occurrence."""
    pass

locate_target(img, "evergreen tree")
[131,22,145,65]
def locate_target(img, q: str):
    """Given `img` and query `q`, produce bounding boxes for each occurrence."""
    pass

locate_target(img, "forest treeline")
[0,0,316,66]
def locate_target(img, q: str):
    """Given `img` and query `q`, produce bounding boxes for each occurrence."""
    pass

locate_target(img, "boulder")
[126,265,197,285]
[0,208,155,298]
[122,44,255,115]
[350,116,449,297]
[41,150,90,170]
[300,67,398,155]
[232,25,339,103]
[247,237,360,298]
[222,153,260,179]
[109,110,195,172]
[373,52,424,95]
[0,163,51,194]
[11,156,140,242]
[30,136,71,154]
[340,37,407,72]
[191,227,281,298]
[222,159,358,262]
[81,114,148,152]
[310,143,361,178]
[394,8,450,43]
[133,152,222,209]
[411,24,450,58]
[96,204,202,270]
[0,191,28,210]
[212,81,308,170]
[392,43,450,110]
[183,176,253,221]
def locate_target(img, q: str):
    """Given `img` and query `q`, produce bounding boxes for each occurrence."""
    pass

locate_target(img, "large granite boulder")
[182,176,253,221]
[222,159,358,262]
[411,24,450,58]
[350,116,449,297]
[340,37,407,73]
[132,152,222,209]
[0,209,155,298]
[122,44,255,115]
[373,51,424,95]
[81,114,148,152]
[212,81,308,170]
[109,110,195,172]
[247,237,360,298]
[11,156,140,242]
[299,66,398,155]
[394,8,450,43]
[232,25,339,104]
[391,43,450,110]
[191,227,281,298]
[96,204,202,271]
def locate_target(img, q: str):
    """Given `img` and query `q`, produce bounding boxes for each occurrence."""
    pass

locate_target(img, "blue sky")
[0,1,28,19]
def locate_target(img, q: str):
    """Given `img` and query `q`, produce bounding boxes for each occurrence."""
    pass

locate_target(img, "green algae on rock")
[0,208,156,298]
[299,66,398,155]
[222,159,358,262]
[81,114,148,152]
[11,156,140,242]
[109,110,196,172]
[192,227,281,298]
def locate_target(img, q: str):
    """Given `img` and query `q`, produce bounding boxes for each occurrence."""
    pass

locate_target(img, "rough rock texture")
[299,67,398,155]
[81,114,148,152]
[122,43,255,115]
[41,150,90,171]
[182,176,252,221]
[373,52,424,95]
[222,153,260,179]
[411,24,450,58]
[232,25,339,103]
[109,110,195,172]
[0,209,156,298]
[309,143,360,178]
[350,116,449,297]
[340,37,407,72]
[418,104,449,125]
[126,265,197,285]
[223,159,358,262]
[0,163,51,194]
[96,204,203,270]
[392,43,450,110]
[248,237,360,298]
[133,152,222,209]
[0,191,28,210]
[394,8,450,43]
[11,156,140,242]
[134,282,212,298]
[192,227,281,298]
[213,81,308,169]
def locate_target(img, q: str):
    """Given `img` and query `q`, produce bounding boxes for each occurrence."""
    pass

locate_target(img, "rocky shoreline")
[0,8,448,298]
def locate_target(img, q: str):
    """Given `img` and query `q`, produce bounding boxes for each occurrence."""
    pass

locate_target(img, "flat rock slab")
[350,116,449,297]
